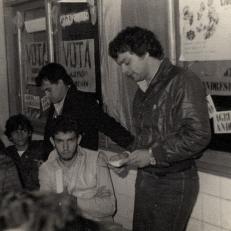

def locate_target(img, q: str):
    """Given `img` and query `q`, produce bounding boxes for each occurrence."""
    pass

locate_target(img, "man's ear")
[77,135,82,145]
[50,137,55,147]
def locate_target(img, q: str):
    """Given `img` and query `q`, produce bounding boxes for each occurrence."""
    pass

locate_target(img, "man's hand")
[127,149,152,168]
[57,192,77,209]
[107,152,130,176]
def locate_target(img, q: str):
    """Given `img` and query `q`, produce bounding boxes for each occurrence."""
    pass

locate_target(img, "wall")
[0,0,10,143]
[111,166,231,231]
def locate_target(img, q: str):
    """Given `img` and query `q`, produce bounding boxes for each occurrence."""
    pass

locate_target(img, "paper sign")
[206,95,216,118]
[24,94,40,109]
[179,0,231,61]
[213,111,231,134]
[60,11,89,27]
[25,17,46,33]
[41,95,50,112]
[57,0,87,2]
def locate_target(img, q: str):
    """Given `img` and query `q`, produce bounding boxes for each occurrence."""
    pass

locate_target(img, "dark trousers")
[132,165,199,231]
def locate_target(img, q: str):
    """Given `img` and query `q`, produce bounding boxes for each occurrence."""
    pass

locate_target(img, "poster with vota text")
[58,2,99,93]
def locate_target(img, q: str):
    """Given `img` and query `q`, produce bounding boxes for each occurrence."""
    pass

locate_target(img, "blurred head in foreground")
[0,191,99,231]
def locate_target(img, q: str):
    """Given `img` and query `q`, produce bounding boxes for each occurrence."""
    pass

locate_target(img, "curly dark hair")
[35,63,73,87]
[109,26,164,60]
[4,114,33,139]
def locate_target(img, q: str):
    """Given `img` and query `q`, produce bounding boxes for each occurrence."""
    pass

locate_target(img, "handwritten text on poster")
[214,111,231,133]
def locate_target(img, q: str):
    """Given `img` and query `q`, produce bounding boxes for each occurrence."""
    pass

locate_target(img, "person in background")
[39,115,116,222]
[35,63,134,157]
[5,114,46,191]
[0,191,100,231]
[109,26,211,231]
[0,139,22,194]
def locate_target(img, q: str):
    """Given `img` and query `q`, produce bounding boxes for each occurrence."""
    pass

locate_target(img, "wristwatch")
[149,148,156,166]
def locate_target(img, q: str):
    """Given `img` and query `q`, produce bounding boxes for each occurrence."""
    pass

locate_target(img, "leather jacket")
[133,58,211,172]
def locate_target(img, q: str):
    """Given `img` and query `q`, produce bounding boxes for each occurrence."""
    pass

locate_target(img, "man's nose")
[63,141,68,151]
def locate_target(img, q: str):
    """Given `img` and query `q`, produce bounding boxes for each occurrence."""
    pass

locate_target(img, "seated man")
[5,114,46,191]
[39,115,116,222]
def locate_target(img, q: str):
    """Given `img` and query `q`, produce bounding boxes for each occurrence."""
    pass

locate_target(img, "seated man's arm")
[76,152,116,220]
[39,163,54,191]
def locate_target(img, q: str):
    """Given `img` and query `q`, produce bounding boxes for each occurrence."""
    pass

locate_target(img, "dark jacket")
[133,58,211,173]
[6,140,46,191]
[44,85,134,154]
[0,151,22,193]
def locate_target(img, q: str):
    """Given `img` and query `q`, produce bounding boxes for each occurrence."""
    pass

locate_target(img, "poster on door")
[54,1,100,93]
[60,39,96,91]
[25,42,48,85]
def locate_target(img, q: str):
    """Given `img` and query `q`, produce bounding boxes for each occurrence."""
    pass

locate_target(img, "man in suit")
[35,63,134,157]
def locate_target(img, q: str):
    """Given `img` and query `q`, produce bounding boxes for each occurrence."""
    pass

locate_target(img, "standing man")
[35,63,134,158]
[39,115,115,222]
[109,26,211,231]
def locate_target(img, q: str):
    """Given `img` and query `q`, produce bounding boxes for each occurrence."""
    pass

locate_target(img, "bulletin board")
[17,6,50,133]
[51,0,101,99]
[177,0,231,153]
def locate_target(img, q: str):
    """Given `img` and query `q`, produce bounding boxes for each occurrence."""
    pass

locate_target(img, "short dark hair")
[50,115,82,138]
[4,114,33,139]
[35,63,73,87]
[109,26,164,60]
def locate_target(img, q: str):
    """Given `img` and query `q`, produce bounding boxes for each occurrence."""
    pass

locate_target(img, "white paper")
[213,110,231,134]
[179,0,231,61]
[24,94,40,110]
[25,17,46,33]
[206,94,216,118]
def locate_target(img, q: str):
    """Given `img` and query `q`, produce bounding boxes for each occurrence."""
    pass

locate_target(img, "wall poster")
[17,7,50,133]
[179,0,231,61]
[52,0,101,96]
[177,0,231,152]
